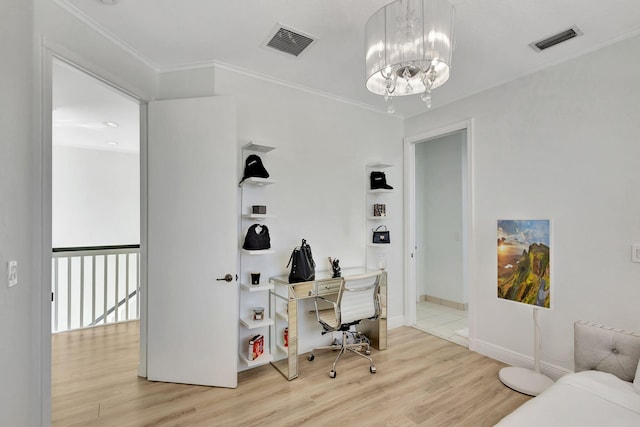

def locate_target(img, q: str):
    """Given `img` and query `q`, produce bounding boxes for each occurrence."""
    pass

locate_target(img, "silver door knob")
[216,274,234,282]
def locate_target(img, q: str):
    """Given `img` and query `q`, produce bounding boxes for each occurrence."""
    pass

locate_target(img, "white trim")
[403,138,416,326]
[138,102,148,378]
[403,120,475,340]
[50,0,640,121]
[38,40,54,427]
[52,0,161,70]
[472,339,569,381]
[404,28,640,120]
[158,59,398,120]
[53,0,402,118]
[387,315,405,330]
[41,43,149,388]
[210,61,400,119]
[42,37,152,103]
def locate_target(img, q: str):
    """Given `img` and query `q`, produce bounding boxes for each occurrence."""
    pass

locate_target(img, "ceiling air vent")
[264,24,316,58]
[530,26,583,52]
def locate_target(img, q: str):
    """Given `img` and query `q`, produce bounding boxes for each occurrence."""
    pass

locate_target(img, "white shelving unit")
[366,162,394,270]
[238,142,276,369]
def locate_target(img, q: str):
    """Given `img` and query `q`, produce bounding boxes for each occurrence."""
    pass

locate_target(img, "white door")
[147,96,238,387]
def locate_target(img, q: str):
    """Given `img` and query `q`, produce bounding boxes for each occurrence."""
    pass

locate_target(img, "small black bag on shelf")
[287,239,316,283]
[242,224,271,250]
[372,225,390,244]
[240,154,270,183]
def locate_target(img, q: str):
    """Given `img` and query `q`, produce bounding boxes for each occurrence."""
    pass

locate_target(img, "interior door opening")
[409,127,470,348]
[51,58,141,334]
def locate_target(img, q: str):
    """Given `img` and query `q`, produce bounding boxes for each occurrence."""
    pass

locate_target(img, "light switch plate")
[8,260,17,287]
[632,244,640,263]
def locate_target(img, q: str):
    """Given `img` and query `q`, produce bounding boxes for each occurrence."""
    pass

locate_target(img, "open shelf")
[368,189,393,194]
[276,344,289,354]
[275,311,289,321]
[366,162,394,169]
[241,249,275,255]
[240,351,273,368]
[242,142,276,153]
[242,213,274,221]
[240,282,275,292]
[239,177,276,187]
[240,317,274,329]
[367,216,389,220]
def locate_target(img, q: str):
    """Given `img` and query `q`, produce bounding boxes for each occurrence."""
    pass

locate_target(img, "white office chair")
[308,271,382,378]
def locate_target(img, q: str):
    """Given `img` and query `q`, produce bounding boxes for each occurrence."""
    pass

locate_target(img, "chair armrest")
[314,295,339,325]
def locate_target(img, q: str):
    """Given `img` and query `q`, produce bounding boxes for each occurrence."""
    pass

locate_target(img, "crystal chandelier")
[365,0,455,113]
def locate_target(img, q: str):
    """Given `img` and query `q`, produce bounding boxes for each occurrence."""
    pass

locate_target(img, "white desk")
[269,268,387,380]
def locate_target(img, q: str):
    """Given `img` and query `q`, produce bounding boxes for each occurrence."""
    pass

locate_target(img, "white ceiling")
[57,0,640,118]
[53,59,140,153]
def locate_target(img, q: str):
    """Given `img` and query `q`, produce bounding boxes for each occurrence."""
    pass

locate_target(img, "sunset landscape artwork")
[497,220,551,308]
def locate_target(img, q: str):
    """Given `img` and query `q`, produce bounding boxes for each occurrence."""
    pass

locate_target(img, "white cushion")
[634,357,640,393]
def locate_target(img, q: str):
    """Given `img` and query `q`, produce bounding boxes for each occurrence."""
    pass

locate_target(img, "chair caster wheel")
[308,354,315,361]
[370,366,376,374]
[365,349,371,356]
[330,370,336,378]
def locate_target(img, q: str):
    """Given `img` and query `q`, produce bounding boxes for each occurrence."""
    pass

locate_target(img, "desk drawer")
[315,279,342,296]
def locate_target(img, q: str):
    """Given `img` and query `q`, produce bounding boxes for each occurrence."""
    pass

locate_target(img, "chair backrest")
[337,271,381,326]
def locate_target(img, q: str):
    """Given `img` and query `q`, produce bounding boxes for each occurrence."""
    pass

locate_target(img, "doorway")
[50,56,145,413]
[405,121,472,348]
[51,58,141,332]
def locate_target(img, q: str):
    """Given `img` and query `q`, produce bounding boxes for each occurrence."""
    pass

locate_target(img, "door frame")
[403,119,475,347]
[40,42,150,418]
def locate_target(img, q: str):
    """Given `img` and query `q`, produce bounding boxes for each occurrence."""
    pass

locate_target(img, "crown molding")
[209,60,402,119]
[53,0,161,71]
[53,0,402,119]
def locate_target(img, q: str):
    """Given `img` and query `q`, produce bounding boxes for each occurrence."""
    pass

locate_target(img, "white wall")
[415,131,464,304]
[209,68,405,354]
[52,146,140,247]
[158,67,215,100]
[0,1,37,425]
[406,34,640,375]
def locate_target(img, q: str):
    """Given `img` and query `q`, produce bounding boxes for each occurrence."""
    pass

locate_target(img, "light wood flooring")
[52,321,530,426]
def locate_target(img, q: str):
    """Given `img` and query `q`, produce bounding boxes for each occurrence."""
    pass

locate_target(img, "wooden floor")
[52,321,530,426]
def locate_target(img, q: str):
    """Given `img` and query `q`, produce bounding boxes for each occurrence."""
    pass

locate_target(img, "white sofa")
[496,321,640,426]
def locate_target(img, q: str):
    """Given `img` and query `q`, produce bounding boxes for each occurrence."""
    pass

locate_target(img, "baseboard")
[419,294,468,311]
[387,315,405,330]
[472,339,570,381]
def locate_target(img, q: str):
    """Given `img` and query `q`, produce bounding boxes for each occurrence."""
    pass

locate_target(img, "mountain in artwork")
[498,243,550,308]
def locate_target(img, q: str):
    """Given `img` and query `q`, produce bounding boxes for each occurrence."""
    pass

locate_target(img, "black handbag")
[287,239,316,283]
[242,224,271,250]
[372,225,390,244]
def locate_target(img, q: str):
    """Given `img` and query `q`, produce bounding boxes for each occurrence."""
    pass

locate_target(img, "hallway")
[415,301,468,347]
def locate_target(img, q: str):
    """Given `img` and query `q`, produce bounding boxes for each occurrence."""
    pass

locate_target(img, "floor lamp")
[499,307,554,396]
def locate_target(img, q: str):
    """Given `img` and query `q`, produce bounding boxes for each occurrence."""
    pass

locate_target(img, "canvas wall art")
[497,220,551,308]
